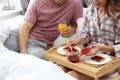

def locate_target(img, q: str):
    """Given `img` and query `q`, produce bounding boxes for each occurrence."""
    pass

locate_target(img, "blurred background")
[0,0,22,21]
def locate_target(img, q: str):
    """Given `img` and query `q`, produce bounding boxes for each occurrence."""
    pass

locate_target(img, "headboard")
[20,0,30,15]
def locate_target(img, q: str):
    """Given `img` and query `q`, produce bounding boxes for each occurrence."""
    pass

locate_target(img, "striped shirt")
[80,5,120,58]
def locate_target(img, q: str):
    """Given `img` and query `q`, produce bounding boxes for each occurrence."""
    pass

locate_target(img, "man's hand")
[60,26,76,38]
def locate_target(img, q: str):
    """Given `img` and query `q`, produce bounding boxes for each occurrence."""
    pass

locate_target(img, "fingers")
[66,40,75,46]
[89,45,95,48]
[91,49,98,55]
[61,28,74,37]
[91,45,99,55]
[85,45,98,56]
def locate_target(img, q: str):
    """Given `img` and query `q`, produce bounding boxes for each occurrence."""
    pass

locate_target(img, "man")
[4,0,83,59]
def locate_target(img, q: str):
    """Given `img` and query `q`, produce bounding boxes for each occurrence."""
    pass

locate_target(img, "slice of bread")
[91,55,105,62]
[81,47,91,55]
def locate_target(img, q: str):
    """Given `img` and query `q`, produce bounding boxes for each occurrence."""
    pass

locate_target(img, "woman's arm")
[90,45,114,55]
[113,16,120,58]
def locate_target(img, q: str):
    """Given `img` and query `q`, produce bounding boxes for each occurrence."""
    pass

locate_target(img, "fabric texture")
[4,30,48,59]
[0,44,76,80]
[0,22,11,44]
[25,0,83,46]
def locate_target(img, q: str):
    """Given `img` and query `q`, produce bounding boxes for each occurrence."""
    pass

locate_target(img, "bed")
[0,0,118,80]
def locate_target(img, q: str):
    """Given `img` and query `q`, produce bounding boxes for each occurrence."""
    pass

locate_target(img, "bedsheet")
[2,15,24,30]
[0,43,77,80]
[0,22,11,44]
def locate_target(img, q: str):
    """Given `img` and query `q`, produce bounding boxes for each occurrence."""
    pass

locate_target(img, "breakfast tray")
[44,44,120,80]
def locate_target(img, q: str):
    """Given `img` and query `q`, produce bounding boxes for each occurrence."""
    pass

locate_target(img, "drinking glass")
[58,19,67,33]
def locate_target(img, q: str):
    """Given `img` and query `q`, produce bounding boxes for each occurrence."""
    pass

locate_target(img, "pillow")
[0,22,11,44]
[20,0,30,15]
[76,18,84,35]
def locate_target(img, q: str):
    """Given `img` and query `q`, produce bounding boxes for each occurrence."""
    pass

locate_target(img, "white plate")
[83,53,112,65]
[57,46,81,55]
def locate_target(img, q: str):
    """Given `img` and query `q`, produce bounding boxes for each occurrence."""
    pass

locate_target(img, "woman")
[67,0,120,80]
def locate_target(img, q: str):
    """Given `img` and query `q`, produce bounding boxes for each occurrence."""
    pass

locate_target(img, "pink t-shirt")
[25,0,83,46]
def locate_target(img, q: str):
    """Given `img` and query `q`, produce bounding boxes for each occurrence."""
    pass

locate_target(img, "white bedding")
[0,23,11,44]
[0,22,77,80]
[0,43,76,80]
[2,15,24,30]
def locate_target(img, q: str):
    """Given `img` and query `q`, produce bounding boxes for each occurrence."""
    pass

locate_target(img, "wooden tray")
[44,44,120,80]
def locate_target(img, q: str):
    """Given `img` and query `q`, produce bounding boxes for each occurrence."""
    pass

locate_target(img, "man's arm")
[18,21,33,54]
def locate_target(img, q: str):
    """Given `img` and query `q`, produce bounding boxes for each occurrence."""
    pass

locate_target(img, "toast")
[91,55,105,62]
[81,47,92,55]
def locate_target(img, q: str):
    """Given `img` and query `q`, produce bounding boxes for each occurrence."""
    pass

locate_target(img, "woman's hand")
[66,40,78,47]
[66,38,86,47]
[87,44,114,56]
[90,44,104,55]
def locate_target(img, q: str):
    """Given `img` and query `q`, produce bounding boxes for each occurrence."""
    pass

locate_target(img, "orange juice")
[58,24,67,32]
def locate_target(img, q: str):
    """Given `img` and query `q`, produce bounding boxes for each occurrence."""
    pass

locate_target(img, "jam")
[81,47,91,55]
[67,54,79,62]
[91,56,105,62]
[64,46,77,52]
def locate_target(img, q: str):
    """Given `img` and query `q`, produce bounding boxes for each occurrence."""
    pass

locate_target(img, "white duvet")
[0,19,75,80]
[0,43,76,80]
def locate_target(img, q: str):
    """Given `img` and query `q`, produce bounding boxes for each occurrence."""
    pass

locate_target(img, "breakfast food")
[64,46,77,52]
[67,53,79,62]
[91,55,105,62]
[81,47,92,55]
[63,46,80,62]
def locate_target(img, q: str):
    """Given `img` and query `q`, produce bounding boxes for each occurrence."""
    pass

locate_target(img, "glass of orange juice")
[58,19,67,33]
